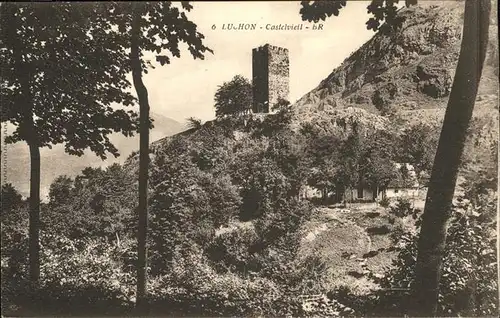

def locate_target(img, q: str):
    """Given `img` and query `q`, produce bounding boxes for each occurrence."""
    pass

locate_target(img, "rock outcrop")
[293,1,498,117]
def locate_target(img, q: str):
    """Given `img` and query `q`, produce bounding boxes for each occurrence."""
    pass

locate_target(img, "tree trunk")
[28,141,40,284]
[410,0,491,316]
[16,46,40,285]
[498,112,500,318]
[131,4,150,309]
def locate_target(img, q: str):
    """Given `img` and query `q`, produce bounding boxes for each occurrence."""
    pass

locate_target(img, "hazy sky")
[140,1,376,124]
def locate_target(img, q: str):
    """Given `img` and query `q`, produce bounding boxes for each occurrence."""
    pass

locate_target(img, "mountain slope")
[1,113,185,198]
[288,1,498,177]
[293,1,498,119]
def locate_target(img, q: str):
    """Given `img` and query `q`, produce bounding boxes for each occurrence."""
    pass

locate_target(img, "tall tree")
[336,131,362,203]
[48,175,74,206]
[214,75,253,118]
[398,122,440,177]
[299,0,491,315]
[187,117,203,130]
[0,3,139,284]
[1,183,23,216]
[98,2,212,307]
[361,131,399,198]
[129,4,150,308]
[411,1,490,315]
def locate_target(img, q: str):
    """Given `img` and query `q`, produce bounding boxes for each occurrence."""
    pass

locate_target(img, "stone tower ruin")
[252,44,289,113]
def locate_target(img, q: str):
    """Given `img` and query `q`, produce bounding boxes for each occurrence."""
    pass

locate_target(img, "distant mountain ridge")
[1,113,185,198]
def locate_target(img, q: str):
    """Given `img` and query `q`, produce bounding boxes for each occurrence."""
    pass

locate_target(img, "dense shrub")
[149,151,241,275]
[254,199,314,245]
[378,196,391,208]
[147,245,300,317]
[1,204,29,282]
[2,233,136,316]
[253,105,294,138]
[42,165,138,241]
[239,158,294,220]
[206,226,262,273]
[371,193,498,316]
[388,197,415,218]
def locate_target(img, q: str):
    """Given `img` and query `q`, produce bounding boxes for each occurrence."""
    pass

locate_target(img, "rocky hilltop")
[293,1,498,119]
[136,1,499,175]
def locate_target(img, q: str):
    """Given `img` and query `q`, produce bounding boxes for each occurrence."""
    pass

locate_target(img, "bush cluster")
[1,110,495,316]
[337,193,498,317]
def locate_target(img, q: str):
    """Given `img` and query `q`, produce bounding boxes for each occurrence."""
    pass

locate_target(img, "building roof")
[387,163,419,188]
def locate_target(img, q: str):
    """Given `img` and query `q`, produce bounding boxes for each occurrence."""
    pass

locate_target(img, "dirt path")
[299,205,397,294]
[316,207,373,252]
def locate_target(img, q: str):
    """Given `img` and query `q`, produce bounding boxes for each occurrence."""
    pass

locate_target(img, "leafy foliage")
[271,98,292,112]
[43,165,138,240]
[2,234,136,316]
[369,192,498,316]
[1,194,29,282]
[148,150,241,275]
[360,130,400,190]
[48,176,74,206]
[186,117,203,130]
[303,123,401,202]
[255,102,295,138]
[397,122,440,176]
[1,3,139,158]
[1,2,143,284]
[1,183,23,216]
[214,75,253,118]
[300,0,418,35]
[97,2,214,301]
[389,197,415,218]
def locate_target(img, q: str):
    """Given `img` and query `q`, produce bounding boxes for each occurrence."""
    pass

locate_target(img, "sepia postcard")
[1,0,498,317]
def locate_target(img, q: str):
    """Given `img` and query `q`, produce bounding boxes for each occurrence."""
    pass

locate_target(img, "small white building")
[344,184,419,203]
[344,186,377,202]
[333,163,420,203]
[301,163,420,203]
[299,185,330,200]
[383,163,420,199]
[384,186,419,199]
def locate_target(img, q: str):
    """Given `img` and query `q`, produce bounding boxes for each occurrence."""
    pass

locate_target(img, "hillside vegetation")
[295,2,498,115]
[1,113,185,198]
[2,2,498,317]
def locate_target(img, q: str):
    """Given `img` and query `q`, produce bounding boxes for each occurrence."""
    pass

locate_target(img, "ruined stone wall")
[252,46,269,112]
[252,44,289,113]
[267,45,289,108]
